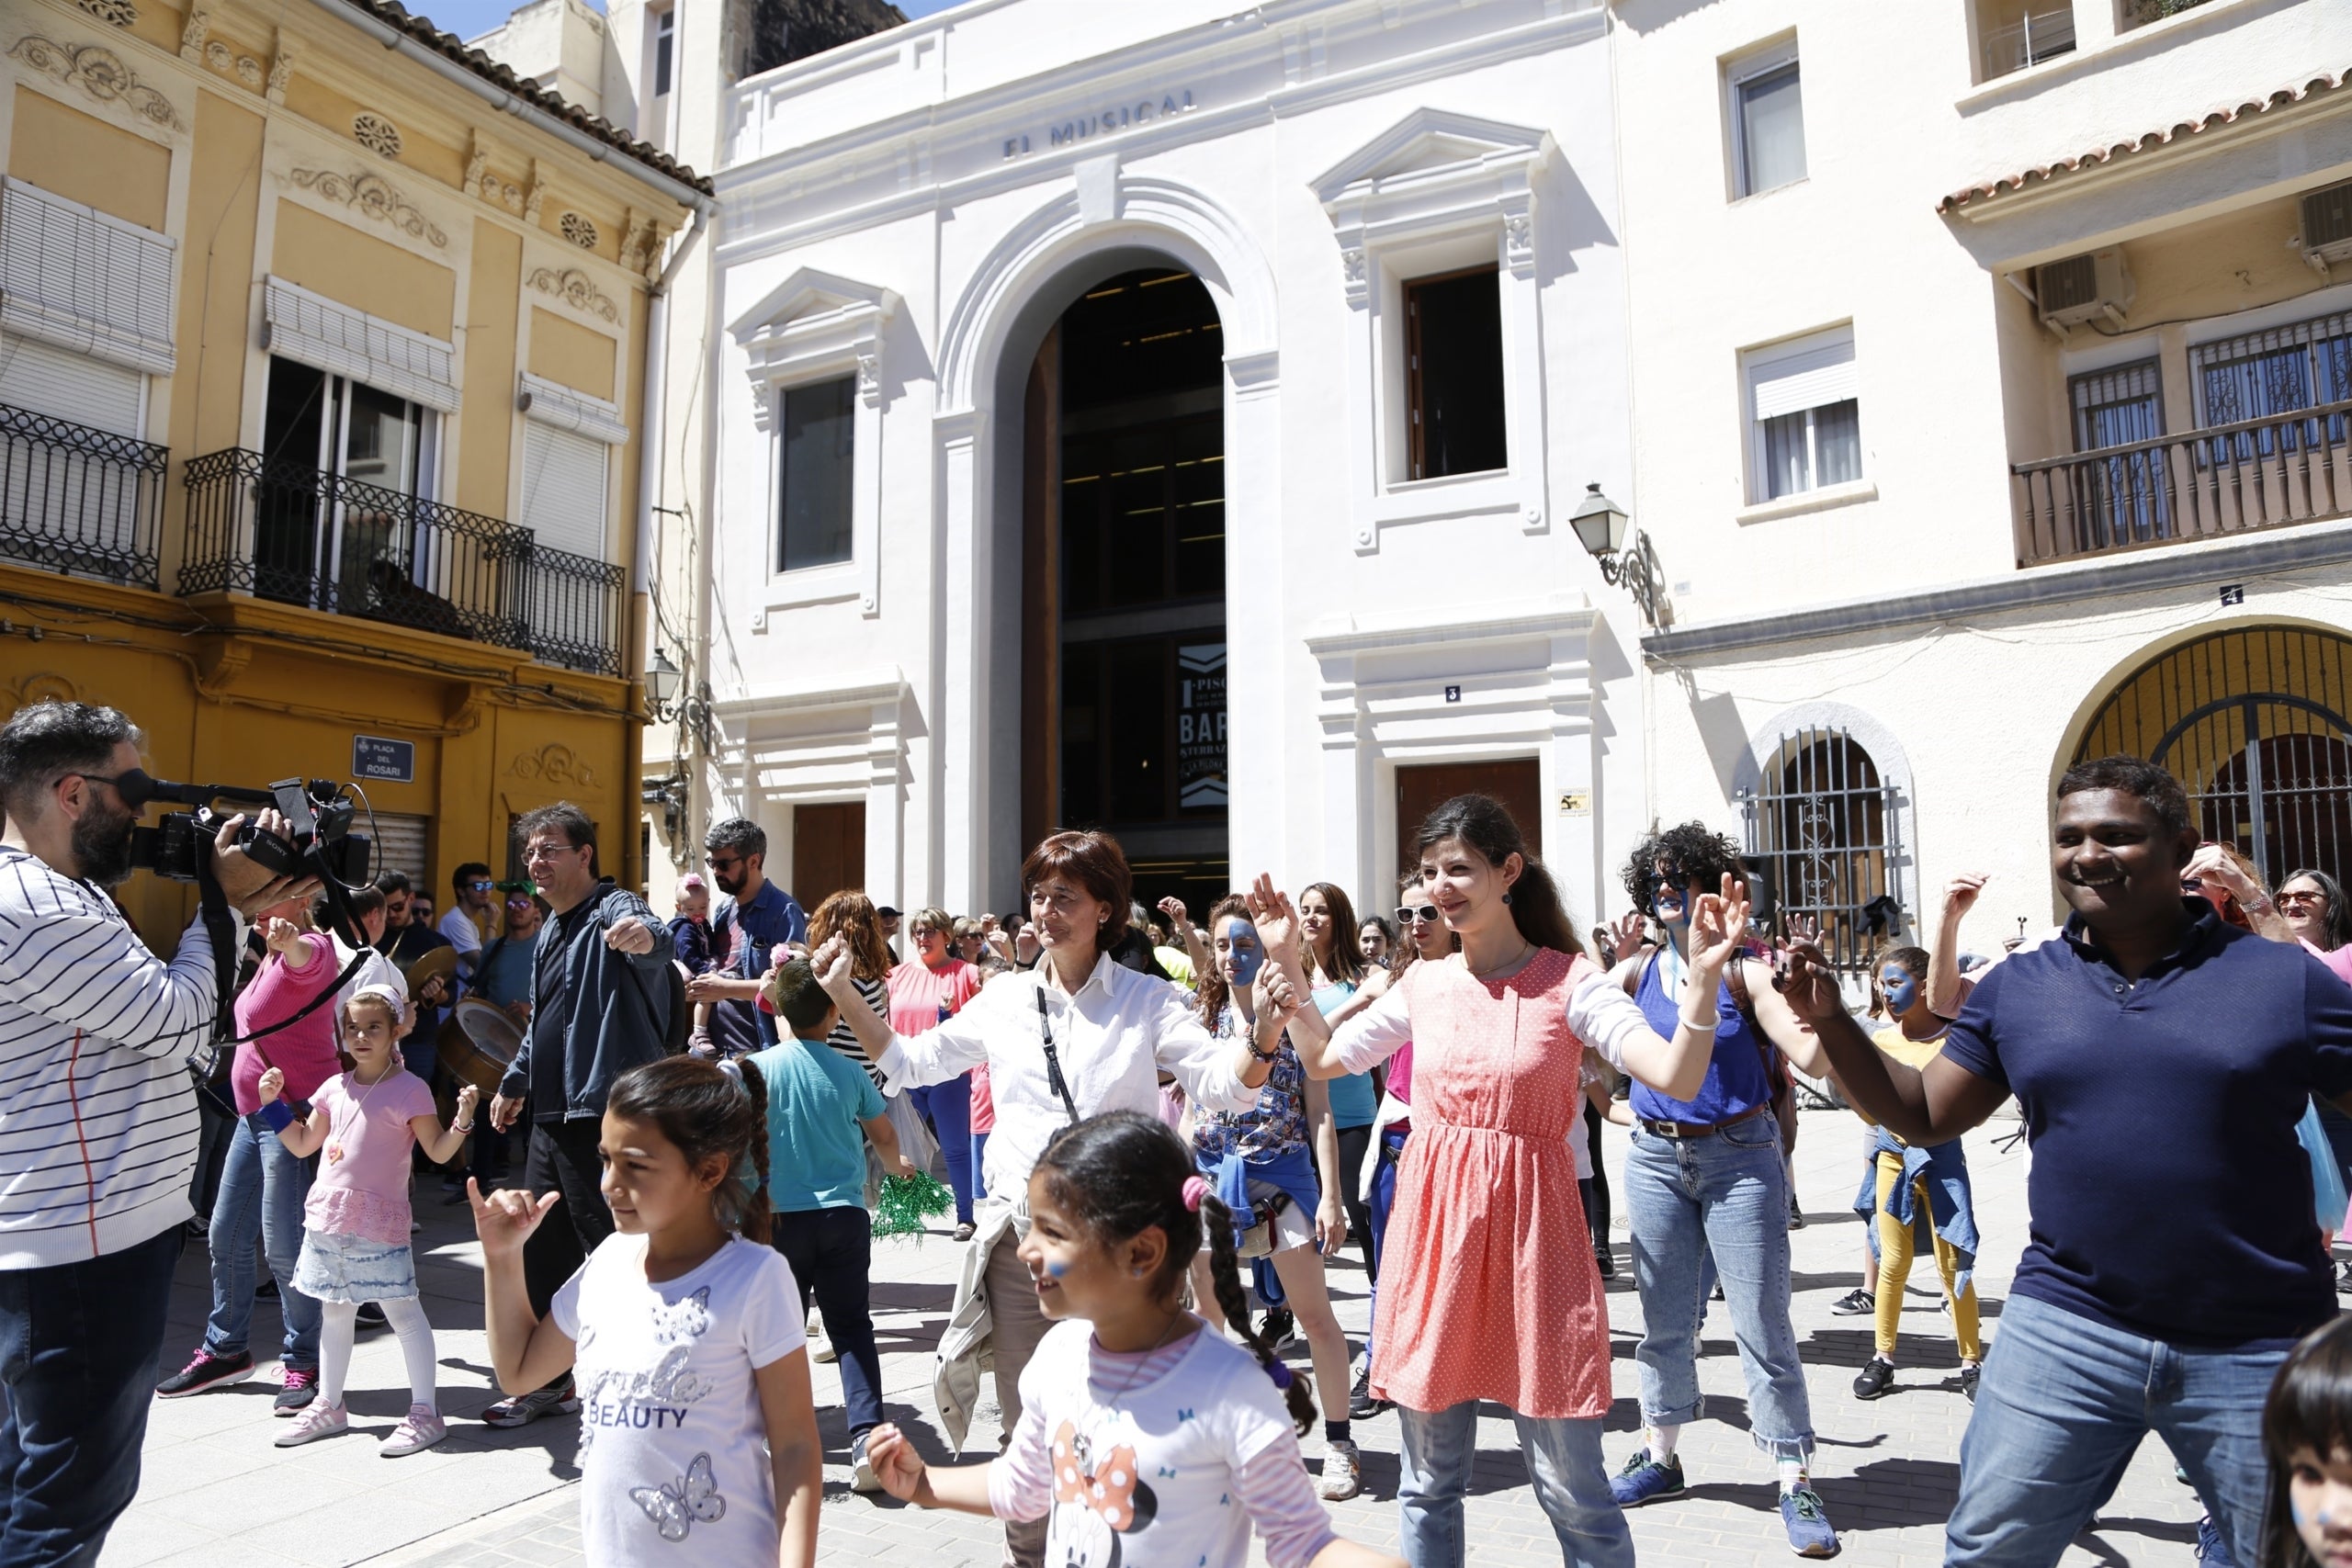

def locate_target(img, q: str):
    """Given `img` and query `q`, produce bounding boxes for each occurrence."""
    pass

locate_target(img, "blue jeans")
[909,1073,975,1224]
[769,1208,884,1441]
[1367,1130,1406,1359]
[1948,1292,2275,1566]
[1396,1401,1633,1568]
[1623,1114,1814,1459]
[203,1111,322,1369]
[0,1224,182,1565]
[971,1130,989,1198]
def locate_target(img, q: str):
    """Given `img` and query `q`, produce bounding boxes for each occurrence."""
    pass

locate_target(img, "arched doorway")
[2073,626,2352,885]
[1740,725,1905,974]
[1018,266,1229,910]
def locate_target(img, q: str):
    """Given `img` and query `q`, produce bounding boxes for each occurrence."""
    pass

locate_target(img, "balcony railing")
[180,448,620,676]
[2011,397,2352,566]
[0,400,165,589]
[1980,6,2075,80]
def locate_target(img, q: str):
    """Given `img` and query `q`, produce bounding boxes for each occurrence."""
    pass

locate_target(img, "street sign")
[352,735,415,784]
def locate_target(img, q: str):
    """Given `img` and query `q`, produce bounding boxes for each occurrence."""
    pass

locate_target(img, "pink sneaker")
[273,1398,347,1447]
[379,1404,447,1457]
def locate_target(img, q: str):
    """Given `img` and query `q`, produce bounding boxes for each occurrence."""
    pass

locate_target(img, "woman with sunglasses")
[1284,795,1731,1568]
[887,907,983,1239]
[2281,869,2352,979]
[809,830,1289,1568]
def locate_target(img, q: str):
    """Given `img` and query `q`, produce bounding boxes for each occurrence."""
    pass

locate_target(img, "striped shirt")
[0,850,238,1269]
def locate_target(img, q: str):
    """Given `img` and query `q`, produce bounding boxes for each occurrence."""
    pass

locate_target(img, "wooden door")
[791,802,866,912]
[1395,759,1543,888]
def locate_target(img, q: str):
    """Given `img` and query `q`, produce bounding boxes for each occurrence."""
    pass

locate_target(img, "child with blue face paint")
[1185,895,1363,1503]
[2263,1314,2352,1568]
[1848,945,1984,1404]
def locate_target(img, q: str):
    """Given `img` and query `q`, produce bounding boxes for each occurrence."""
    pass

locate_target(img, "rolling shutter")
[0,178,175,376]
[1750,332,1857,420]
[0,333,141,434]
[363,810,431,890]
[517,420,608,561]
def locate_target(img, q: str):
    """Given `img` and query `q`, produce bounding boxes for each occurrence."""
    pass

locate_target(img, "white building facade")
[1617,0,2352,968]
[695,0,1647,921]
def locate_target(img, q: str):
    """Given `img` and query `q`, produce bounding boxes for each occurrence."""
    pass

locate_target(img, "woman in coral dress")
[1282,794,1743,1568]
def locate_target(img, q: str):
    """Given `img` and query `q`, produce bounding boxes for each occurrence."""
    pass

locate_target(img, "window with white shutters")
[365,810,431,890]
[0,178,175,377]
[1745,325,1861,502]
[518,420,608,561]
[262,277,457,413]
[0,334,141,434]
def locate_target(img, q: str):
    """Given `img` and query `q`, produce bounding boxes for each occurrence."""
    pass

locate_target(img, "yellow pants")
[1874,1150,1982,1361]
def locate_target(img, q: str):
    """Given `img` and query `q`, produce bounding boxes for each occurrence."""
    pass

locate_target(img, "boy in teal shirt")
[749,961,912,1492]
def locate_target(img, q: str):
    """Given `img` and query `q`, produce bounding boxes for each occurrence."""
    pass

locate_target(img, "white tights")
[319,1298,438,1413]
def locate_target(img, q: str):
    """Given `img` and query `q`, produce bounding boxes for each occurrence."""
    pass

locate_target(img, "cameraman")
[0,701,313,1565]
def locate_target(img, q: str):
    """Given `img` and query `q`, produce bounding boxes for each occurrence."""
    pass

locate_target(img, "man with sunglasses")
[0,701,316,1563]
[440,862,497,983]
[684,817,806,1056]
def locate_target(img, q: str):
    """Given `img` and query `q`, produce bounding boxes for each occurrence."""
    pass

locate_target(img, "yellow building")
[0,0,708,935]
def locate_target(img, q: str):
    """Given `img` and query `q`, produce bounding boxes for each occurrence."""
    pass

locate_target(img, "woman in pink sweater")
[154,899,363,1410]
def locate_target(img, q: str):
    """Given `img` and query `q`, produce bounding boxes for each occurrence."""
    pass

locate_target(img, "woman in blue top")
[1187,896,1363,1504]
[1604,822,1842,1561]
[1300,884,1380,1275]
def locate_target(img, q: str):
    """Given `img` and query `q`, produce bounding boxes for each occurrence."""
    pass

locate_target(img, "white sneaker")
[1317,1438,1363,1502]
[850,1434,883,1494]
[808,1310,836,1364]
[380,1404,447,1457]
[275,1398,348,1447]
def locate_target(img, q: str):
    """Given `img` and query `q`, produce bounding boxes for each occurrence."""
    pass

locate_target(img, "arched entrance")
[2073,626,2352,884]
[1019,266,1229,910]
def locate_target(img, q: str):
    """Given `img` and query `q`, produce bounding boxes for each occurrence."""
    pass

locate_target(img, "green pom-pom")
[874,1170,955,1240]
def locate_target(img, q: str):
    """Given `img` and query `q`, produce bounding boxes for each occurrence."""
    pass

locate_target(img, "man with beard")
[0,701,310,1563]
[683,817,805,1055]
[373,870,453,1084]
[1793,756,2352,1568]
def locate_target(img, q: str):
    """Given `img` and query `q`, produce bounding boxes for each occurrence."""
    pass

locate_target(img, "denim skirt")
[293,1227,419,1303]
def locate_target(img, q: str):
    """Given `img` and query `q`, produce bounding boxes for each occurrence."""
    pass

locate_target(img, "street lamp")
[645,647,682,721]
[1569,482,1663,627]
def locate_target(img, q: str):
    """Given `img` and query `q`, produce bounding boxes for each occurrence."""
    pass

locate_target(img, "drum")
[438,997,524,1098]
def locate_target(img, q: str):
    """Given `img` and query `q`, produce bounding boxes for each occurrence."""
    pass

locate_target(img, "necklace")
[1070,1310,1188,1482]
[1468,940,1534,979]
[324,1060,397,1165]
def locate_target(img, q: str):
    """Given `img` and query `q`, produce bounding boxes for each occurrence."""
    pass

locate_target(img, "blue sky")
[414,0,962,44]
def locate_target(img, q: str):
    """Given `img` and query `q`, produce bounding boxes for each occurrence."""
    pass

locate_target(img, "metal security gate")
[2075,628,2352,886]
[1738,727,1907,973]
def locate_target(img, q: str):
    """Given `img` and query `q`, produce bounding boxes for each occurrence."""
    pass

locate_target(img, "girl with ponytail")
[862,1111,1404,1568]
[469,1055,821,1568]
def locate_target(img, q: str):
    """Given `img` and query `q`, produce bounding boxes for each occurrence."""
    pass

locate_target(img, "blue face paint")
[1881,967,1919,1015]
[1219,919,1264,987]
[1044,1259,1069,1279]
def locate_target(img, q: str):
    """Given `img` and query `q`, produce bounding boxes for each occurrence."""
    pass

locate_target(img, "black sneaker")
[1787,1199,1806,1230]
[1828,1288,1875,1316]
[1348,1367,1386,1420]
[1960,1363,1980,1404]
[1852,1356,1895,1400]
[255,1275,277,1300]
[1260,1308,1296,1354]
[274,1366,320,1414]
[1593,1247,1617,1280]
[155,1347,254,1398]
[355,1302,388,1330]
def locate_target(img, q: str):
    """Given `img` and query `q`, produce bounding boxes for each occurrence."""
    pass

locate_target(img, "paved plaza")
[113,1109,2215,1567]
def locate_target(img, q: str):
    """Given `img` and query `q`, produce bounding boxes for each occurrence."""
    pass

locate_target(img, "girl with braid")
[863,1111,1403,1568]
[470,1055,821,1568]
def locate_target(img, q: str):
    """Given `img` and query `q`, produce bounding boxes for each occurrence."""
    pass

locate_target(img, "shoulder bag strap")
[1034,988,1080,1123]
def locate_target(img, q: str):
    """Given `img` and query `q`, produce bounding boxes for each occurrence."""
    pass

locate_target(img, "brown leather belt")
[1636,1103,1770,1141]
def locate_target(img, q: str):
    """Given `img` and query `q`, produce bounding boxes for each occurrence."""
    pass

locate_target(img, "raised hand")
[1941,874,1989,923]
[262,917,305,955]
[1687,874,1753,977]
[1253,963,1301,1032]
[808,935,854,998]
[2185,842,2260,901]
[257,1066,285,1102]
[862,1423,927,1503]
[468,1178,560,1260]
[1770,934,1848,1023]
[1244,874,1304,966]
[1157,895,1193,931]
[1607,909,1648,962]
[455,1083,481,1124]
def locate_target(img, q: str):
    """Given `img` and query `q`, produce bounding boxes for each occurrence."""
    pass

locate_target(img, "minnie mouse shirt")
[992,1317,1338,1568]
[550,1233,806,1566]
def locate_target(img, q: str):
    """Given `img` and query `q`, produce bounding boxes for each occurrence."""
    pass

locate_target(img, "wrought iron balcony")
[180,448,620,676]
[0,400,166,590]
[2009,398,2352,567]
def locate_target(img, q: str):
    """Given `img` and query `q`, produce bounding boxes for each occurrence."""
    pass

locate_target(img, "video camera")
[121,775,373,892]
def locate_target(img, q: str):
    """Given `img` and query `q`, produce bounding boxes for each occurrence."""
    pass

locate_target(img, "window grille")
[1739,727,1907,974]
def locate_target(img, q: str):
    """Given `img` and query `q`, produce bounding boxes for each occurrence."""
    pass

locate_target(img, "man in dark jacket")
[485,801,672,1427]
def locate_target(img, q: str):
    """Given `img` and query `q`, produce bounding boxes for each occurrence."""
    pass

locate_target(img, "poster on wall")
[1178,643,1227,811]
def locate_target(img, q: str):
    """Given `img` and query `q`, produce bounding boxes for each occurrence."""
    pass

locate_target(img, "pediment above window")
[1310,107,1555,211]
[729,266,899,423]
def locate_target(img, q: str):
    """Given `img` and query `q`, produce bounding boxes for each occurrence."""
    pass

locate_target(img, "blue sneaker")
[2196,1514,2234,1564]
[1609,1450,1685,1506]
[1781,1485,1838,1558]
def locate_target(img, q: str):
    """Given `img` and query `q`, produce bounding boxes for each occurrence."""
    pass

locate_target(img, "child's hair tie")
[1181,1176,1210,1213]
[718,1058,744,1088]
[1265,1359,1294,1391]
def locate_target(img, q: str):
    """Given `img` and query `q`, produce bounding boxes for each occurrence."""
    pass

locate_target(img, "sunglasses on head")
[1396,904,1442,925]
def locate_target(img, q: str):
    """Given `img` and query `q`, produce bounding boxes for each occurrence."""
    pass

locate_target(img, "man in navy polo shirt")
[684,816,807,1055]
[1784,754,2352,1568]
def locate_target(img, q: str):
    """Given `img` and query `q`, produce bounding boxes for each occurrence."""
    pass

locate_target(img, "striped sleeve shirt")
[0,850,237,1269]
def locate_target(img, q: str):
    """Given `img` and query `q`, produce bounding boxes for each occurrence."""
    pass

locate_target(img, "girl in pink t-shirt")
[259,984,477,1455]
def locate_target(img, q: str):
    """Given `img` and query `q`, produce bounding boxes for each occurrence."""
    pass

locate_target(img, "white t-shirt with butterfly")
[550,1231,807,1565]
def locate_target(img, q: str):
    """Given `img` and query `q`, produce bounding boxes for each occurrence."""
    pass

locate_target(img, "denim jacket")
[498,881,673,1121]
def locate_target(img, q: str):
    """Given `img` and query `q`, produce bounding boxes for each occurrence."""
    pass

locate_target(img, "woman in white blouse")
[812,829,1296,1568]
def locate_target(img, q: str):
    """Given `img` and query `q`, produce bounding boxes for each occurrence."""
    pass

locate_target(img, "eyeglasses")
[2278,890,2328,908]
[1396,904,1442,925]
[522,841,584,865]
[464,879,494,892]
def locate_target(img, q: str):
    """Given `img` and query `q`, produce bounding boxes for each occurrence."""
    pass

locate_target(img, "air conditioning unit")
[2298,180,2352,273]
[2033,249,2133,331]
